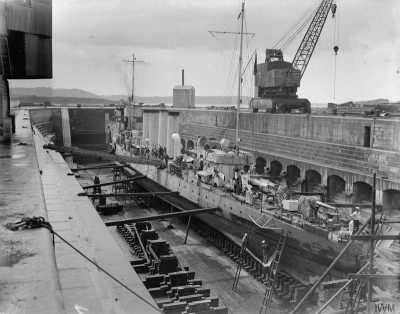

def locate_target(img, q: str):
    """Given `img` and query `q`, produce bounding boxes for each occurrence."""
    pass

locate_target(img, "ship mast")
[122,54,144,129]
[209,0,253,156]
[123,54,144,106]
[131,53,135,106]
[236,0,245,156]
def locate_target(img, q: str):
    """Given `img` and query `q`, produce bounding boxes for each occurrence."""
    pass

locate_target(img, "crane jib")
[282,0,334,87]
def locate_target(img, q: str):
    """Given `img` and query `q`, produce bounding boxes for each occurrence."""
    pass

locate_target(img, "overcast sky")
[10,0,400,104]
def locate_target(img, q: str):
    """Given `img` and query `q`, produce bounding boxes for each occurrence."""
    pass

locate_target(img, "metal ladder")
[0,35,12,76]
[232,222,252,291]
[344,214,385,314]
[259,232,287,314]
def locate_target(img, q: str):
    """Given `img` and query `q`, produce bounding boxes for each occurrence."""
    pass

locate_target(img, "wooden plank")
[82,176,145,189]
[104,207,220,226]
[84,191,179,198]
[72,164,129,172]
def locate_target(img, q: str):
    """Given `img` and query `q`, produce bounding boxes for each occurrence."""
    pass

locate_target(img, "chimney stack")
[182,69,184,86]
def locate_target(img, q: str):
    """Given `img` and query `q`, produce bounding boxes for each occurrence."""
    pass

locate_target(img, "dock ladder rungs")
[259,232,288,314]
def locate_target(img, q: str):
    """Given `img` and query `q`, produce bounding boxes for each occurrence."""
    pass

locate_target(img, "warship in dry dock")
[109,0,400,282]
[108,0,400,309]
[1,0,400,313]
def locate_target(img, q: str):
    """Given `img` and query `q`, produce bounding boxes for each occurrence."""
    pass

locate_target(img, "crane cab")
[252,49,310,114]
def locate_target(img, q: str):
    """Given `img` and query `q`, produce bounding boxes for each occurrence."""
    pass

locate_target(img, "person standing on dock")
[164,153,169,168]
[241,232,249,257]
[262,240,270,264]
[350,207,361,234]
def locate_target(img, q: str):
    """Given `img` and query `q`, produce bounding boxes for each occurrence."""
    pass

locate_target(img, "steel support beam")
[350,235,400,241]
[184,215,192,244]
[43,143,162,166]
[348,274,400,280]
[292,192,325,196]
[84,191,179,198]
[82,176,145,189]
[105,207,220,226]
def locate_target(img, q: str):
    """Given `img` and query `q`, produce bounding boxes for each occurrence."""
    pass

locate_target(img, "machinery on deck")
[251,0,336,113]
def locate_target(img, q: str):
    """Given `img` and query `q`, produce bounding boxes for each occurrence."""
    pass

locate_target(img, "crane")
[252,0,336,113]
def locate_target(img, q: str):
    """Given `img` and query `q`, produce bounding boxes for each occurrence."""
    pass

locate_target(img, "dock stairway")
[0,35,12,76]
[259,232,287,314]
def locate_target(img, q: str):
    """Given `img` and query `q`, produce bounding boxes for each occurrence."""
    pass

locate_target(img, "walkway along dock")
[0,110,159,313]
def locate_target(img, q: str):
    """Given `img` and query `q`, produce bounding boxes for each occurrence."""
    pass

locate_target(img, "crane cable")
[333,0,340,100]
[272,0,320,50]
[279,3,320,52]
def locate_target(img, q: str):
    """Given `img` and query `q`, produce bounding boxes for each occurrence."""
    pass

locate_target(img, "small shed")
[173,86,195,109]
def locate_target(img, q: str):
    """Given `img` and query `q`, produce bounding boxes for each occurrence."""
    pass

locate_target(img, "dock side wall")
[68,108,114,146]
[177,110,400,151]
[29,108,63,145]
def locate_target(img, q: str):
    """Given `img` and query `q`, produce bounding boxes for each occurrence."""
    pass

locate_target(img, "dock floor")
[79,167,293,314]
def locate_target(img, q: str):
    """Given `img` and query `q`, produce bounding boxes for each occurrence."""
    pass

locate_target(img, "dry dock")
[76,165,311,314]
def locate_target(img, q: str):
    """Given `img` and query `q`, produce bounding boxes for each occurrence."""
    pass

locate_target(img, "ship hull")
[132,163,362,283]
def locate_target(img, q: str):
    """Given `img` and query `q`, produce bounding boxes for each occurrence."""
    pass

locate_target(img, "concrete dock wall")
[177,109,400,151]
[30,108,63,145]
[68,108,114,146]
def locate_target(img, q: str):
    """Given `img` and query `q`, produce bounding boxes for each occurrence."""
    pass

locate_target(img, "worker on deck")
[350,207,361,234]
[262,240,270,264]
[164,153,169,168]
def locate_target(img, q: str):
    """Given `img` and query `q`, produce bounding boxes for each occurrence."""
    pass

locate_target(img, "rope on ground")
[7,216,163,314]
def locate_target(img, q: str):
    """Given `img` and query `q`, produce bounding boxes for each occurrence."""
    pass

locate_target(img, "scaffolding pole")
[291,222,368,314]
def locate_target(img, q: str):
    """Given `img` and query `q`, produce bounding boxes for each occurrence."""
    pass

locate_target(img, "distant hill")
[11,87,101,99]
[10,87,251,105]
[354,99,390,106]
[9,87,393,106]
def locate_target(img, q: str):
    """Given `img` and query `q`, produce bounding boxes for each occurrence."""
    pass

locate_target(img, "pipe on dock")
[316,201,336,211]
